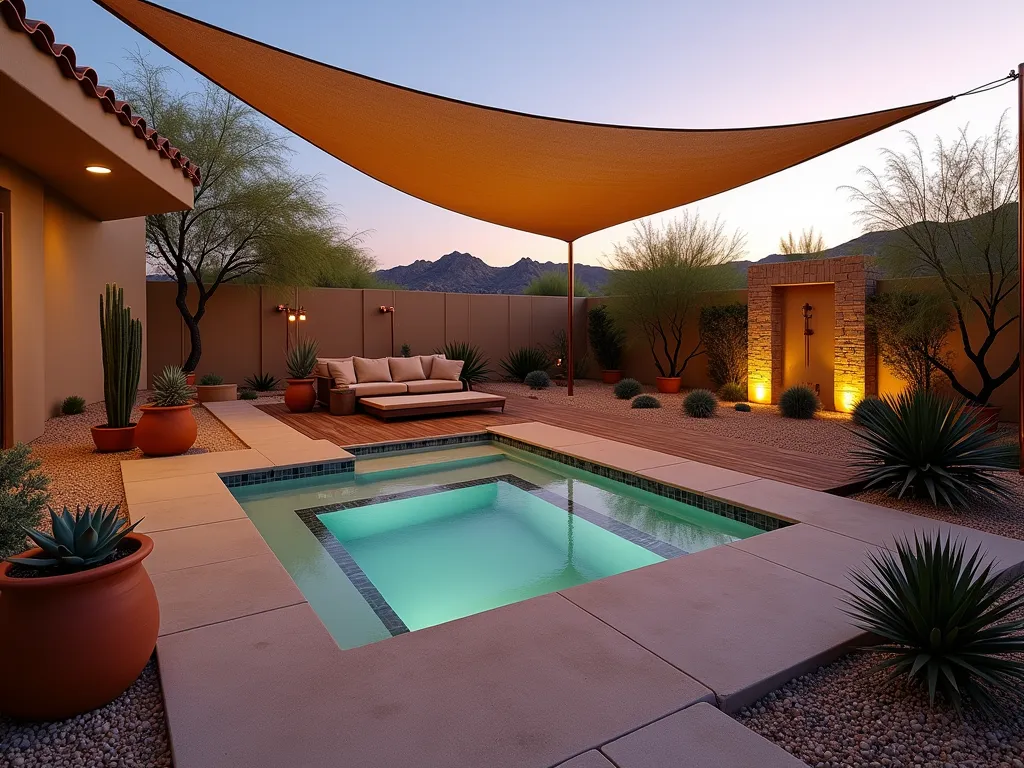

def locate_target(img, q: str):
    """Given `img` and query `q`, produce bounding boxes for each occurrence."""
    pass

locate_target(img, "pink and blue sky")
[32,0,1023,268]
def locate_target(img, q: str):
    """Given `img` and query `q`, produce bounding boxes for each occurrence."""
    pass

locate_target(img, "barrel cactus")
[99,284,142,428]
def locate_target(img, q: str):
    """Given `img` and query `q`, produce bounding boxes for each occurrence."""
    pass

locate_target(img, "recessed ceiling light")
[85,165,111,174]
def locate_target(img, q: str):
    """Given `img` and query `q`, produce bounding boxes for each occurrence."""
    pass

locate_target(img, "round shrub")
[199,372,224,386]
[734,402,751,412]
[239,390,259,401]
[631,394,661,409]
[524,370,551,390]
[779,385,820,419]
[614,378,643,399]
[683,389,717,418]
[851,395,887,426]
[60,395,86,416]
[717,382,746,402]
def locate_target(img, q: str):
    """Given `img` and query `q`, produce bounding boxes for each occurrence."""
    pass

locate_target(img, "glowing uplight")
[754,384,766,402]
[841,390,859,413]
[85,165,111,174]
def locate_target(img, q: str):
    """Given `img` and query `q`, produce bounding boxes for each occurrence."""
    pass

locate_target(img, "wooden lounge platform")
[360,391,506,420]
[257,389,859,493]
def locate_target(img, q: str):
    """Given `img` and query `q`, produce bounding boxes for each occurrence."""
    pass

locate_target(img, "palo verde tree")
[117,52,375,372]
[607,214,744,378]
[844,116,1019,405]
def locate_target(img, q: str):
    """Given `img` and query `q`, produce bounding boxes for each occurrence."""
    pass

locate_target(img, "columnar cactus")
[99,284,142,428]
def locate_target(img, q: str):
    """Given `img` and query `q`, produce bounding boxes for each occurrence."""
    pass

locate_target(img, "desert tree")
[843,116,1019,405]
[778,227,827,257]
[117,51,374,372]
[867,288,953,392]
[606,213,745,378]
[523,270,590,297]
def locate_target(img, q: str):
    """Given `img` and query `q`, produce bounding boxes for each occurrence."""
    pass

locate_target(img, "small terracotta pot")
[655,377,683,394]
[0,534,159,721]
[285,378,317,412]
[135,403,197,456]
[601,370,623,385]
[185,372,196,386]
[967,404,1002,434]
[90,424,137,452]
[195,383,237,403]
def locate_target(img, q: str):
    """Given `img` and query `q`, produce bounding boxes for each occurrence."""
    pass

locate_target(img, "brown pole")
[567,240,575,397]
[1018,64,1023,474]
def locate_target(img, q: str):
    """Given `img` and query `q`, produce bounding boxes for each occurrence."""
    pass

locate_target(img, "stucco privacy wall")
[1,157,148,443]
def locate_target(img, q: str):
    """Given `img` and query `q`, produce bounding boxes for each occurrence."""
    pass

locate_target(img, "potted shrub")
[0,505,158,720]
[135,366,197,456]
[90,284,142,452]
[195,373,238,403]
[588,305,625,384]
[285,337,320,412]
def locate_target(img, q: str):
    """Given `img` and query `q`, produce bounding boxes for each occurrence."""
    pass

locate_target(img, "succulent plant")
[286,337,320,379]
[851,395,886,426]
[717,382,746,403]
[684,389,718,418]
[501,347,551,382]
[631,394,661,409]
[7,504,141,571]
[614,378,643,399]
[779,385,820,419]
[524,370,551,390]
[198,372,224,386]
[244,372,279,391]
[60,395,87,416]
[99,284,142,429]
[151,365,192,407]
[436,341,491,385]
[239,389,259,401]
[734,402,752,412]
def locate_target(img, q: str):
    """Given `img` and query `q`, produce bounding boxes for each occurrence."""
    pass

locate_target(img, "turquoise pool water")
[233,444,762,648]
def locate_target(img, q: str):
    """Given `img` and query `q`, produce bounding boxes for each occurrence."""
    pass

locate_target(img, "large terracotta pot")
[90,424,137,452]
[601,370,623,385]
[655,377,683,394]
[285,378,317,412]
[135,403,197,456]
[0,534,159,721]
[195,383,237,403]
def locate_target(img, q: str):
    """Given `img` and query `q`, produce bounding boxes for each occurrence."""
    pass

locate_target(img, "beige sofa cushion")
[348,382,408,397]
[314,356,352,378]
[431,357,464,381]
[404,379,464,394]
[388,356,426,382]
[327,359,357,386]
[417,354,445,378]
[353,357,392,383]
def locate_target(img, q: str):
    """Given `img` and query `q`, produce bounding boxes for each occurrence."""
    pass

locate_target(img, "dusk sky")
[31,0,1024,269]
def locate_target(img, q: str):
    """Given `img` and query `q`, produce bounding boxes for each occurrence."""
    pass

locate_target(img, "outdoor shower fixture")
[802,303,814,367]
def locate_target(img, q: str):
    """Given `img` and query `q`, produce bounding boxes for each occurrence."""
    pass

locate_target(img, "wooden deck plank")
[256,391,857,493]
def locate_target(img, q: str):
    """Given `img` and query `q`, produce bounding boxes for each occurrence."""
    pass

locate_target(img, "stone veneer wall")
[747,255,879,412]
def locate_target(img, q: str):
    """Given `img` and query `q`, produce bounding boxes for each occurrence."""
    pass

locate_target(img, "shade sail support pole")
[1018,63,1023,475]
[567,240,575,397]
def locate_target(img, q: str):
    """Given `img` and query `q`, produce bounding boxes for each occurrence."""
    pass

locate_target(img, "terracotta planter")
[195,383,237,403]
[135,403,197,456]
[655,377,683,394]
[0,534,159,721]
[601,370,623,385]
[967,404,1002,434]
[285,378,317,412]
[90,424,137,452]
[185,372,196,386]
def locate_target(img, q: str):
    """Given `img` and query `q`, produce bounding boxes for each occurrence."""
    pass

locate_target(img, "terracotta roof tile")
[1,0,201,186]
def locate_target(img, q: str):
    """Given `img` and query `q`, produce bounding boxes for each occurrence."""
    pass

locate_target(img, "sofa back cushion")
[417,354,445,378]
[353,357,392,383]
[389,356,426,382]
[430,357,465,381]
[315,356,352,378]
[327,359,357,387]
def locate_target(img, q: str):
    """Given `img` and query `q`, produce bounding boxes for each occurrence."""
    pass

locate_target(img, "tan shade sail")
[94,0,950,242]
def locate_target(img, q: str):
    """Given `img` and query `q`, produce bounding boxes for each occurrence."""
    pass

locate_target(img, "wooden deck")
[257,392,859,493]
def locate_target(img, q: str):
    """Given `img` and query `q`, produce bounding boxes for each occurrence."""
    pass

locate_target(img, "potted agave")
[588,305,626,385]
[135,365,197,456]
[195,372,237,403]
[90,284,142,452]
[284,337,320,413]
[0,505,157,720]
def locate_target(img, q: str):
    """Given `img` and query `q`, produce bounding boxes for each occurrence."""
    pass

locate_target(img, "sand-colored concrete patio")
[125,402,1024,768]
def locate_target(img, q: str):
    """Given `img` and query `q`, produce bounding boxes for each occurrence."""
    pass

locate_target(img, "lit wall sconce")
[379,305,395,314]
[277,305,307,323]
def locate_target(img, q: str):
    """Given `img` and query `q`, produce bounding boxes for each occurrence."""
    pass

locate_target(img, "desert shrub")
[198,372,224,386]
[523,271,590,297]
[436,341,491,385]
[699,303,748,388]
[239,390,259,400]
[631,395,661,409]
[844,533,1024,713]
[734,402,751,412]
[524,370,551,390]
[400,343,412,357]
[851,389,1017,508]
[683,389,717,418]
[868,290,953,393]
[501,347,551,382]
[245,372,279,391]
[587,305,625,371]
[717,382,745,402]
[0,443,50,559]
[60,395,86,415]
[546,329,588,379]
[851,395,887,427]
[779,385,820,419]
[614,378,643,399]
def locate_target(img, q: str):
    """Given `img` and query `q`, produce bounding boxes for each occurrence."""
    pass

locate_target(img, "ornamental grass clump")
[684,389,717,418]
[286,337,320,379]
[60,395,87,416]
[843,533,1024,713]
[524,370,551,390]
[7,504,141,572]
[717,382,745,403]
[851,389,1017,508]
[779,384,820,419]
[631,394,661,409]
[501,347,551,382]
[614,378,643,399]
[151,366,191,407]
[0,444,50,559]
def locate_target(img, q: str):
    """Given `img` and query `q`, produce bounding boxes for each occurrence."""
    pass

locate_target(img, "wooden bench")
[359,391,506,420]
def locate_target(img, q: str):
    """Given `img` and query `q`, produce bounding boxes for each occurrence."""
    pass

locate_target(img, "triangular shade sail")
[95,0,950,242]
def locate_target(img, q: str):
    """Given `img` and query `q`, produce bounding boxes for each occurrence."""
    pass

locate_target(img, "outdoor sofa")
[313,354,465,408]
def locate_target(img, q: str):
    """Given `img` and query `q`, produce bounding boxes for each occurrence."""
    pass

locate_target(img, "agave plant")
[843,533,1024,713]
[151,366,192,408]
[436,341,491,386]
[851,389,1017,508]
[244,372,280,392]
[501,347,551,382]
[7,504,141,571]
[286,337,320,379]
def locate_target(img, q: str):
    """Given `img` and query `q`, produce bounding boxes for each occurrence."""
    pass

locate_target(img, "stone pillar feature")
[745,255,877,412]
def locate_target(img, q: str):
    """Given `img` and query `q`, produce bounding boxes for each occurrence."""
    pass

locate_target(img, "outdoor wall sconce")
[276,304,307,322]
[379,305,395,313]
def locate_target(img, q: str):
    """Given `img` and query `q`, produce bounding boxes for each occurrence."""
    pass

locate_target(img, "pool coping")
[124,401,1024,768]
